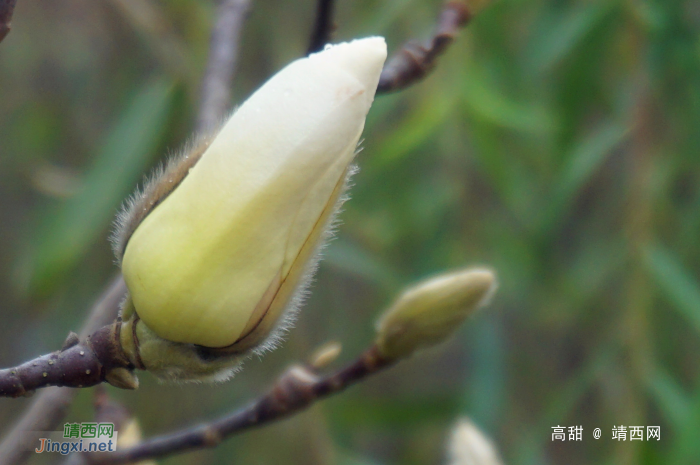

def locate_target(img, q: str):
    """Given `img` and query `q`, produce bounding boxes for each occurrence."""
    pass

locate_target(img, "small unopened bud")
[447,418,504,465]
[113,416,156,465]
[309,341,342,369]
[94,387,156,465]
[105,367,139,390]
[375,268,496,360]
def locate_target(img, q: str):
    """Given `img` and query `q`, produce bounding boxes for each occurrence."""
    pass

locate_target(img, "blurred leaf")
[525,0,617,75]
[461,61,554,135]
[462,316,506,432]
[324,238,404,291]
[462,113,542,229]
[356,0,418,37]
[667,383,700,465]
[330,396,459,429]
[645,245,700,334]
[18,79,175,297]
[109,0,196,84]
[538,122,629,233]
[369,89,456,172]
[647,365,691,427]
[565,237,627,304]
[338,452,386,465]
[514,345,613,464]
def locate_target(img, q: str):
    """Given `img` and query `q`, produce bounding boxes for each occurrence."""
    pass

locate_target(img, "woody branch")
[0,277,125,465]
[307,0,336,55]
[0,323,133,398]
[378,0,474,93]
[93,346,394,464]
[0,0,17,43]
[196,0,251,132]
[305,0,478,93]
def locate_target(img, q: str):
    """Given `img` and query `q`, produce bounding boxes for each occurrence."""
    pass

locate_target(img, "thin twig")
[0,0,17,43]
[196,0,251,133]
[0,276,125,465]
[306,0,335,55]
[377,1,471,93]
[94,346,392,464]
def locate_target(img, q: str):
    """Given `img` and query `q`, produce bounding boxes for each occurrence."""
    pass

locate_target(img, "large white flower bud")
[116,38,387,357]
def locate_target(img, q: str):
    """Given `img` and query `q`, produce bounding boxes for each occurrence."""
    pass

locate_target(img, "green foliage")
[645,245,700,333]
[18,80,175,296]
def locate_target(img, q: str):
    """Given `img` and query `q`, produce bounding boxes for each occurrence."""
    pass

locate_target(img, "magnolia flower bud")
[447,418,504,465]
[113,37,387,380]
[375,268,497,360]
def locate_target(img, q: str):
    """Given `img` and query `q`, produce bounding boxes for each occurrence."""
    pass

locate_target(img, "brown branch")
[94,346,392,464]
[306,0,336,55]
[377,1,471,94]
[0,275,125,465]
[0,322,132,398]
[0,0,17,44]
[196,0,251,133]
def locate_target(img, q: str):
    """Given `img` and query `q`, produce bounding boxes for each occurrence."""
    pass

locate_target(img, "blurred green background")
[1,0,699,464]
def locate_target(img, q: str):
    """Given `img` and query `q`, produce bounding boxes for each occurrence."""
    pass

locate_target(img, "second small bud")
[375,268,497,360]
